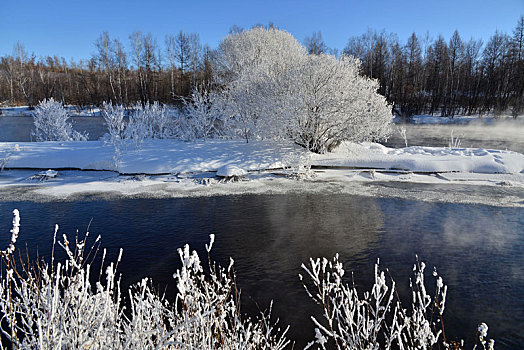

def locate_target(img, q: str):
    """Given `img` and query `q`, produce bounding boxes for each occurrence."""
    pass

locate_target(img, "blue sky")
[1,0,522,61]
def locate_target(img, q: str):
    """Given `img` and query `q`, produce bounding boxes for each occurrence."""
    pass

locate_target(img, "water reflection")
[0,116,106,141]
[209,194,384,343]
[376,199,524,348]
[0,194,521,348]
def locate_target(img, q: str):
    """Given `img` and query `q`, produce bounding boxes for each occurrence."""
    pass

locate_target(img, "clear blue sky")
[1,0,522,62]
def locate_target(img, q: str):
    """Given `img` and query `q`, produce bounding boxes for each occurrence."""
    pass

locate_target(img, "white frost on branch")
[183,86,223,141]
[213,27,392,152]
[32,98,87,141]
[0,210,496,349]
[301,254,493,349]
[0,210,289,349]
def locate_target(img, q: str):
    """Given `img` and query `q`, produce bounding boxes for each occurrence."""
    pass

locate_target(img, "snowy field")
[1,139,523,206]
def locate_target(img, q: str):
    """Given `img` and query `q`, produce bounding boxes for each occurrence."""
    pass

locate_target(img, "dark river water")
[0,194,522,348]
[0,116,107,141]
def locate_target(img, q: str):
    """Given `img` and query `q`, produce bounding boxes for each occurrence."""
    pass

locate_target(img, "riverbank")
[1,140,523,206]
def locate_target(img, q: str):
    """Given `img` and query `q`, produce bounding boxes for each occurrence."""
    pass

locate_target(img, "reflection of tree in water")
[210,193,385,347]
[4,195,521,347]
[376,198,524,348]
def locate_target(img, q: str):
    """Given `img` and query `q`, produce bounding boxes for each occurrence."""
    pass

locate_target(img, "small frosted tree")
[102,102,127,170]
[148,101,172,139]
[32,98,87,141]
[183,87,222,141]
[124,101,173,149]
[102,101,127,145]
[102,102,126,152]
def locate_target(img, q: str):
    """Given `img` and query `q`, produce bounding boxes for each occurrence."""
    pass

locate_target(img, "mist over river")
[0,194,522,348]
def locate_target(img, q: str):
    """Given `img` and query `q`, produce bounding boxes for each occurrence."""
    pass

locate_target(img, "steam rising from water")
[386,119,524,153]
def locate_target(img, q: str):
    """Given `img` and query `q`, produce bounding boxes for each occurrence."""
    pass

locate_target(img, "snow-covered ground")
[313,142,524,174]
[0,139,523,206]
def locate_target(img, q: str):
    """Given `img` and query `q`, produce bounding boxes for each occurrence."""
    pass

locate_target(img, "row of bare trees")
[1,18,523,117]
[0,30,214,109]
[340,16,524,117]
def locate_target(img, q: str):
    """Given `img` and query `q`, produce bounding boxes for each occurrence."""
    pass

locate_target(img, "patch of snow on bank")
[216,165,247,177]
[0,140,299,174]
[312,142,524,174]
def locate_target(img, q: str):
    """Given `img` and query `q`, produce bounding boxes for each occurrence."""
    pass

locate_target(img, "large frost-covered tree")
[214,27,392,152]
[215,27,307,142]
[289,54,392,152]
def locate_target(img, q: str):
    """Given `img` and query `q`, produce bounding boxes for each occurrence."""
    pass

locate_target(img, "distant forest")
[0,16,522,117]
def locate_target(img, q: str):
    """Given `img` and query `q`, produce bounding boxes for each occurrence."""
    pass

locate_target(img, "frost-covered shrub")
[448,129,463,149]
[166,239,289,348]
[32,98,87,141]
[281,151,314,179]
[102,102,127,169]
[0,210,495,349]
[182,87,223,141]
[102,101,127,145]
[0,144,20,171]
[215,27,307,143]
[301,255,494,350]
[0,210,289,349]
[124,101,174,149]
[289,54,392,153]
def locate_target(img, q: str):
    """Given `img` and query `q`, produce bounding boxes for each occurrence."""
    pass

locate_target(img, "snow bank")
[312,142,524,174]
[1,140,523,176]
[216,165,247,177]
[0,141,116,170]
[0,140,298,174]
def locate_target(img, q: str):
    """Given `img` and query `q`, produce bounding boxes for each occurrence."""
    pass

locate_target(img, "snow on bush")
[301,255,494,349]
[183,87,223,141]
[281,150,314,179]
[215,27,393,152]
[124,101,173,149]
[101,101,176,151]
[289,54,392,153]
[215,27,307,142]
[0,210,496,349]
[0,210,289,349]
[102,102,127,169]
[32,98,87,141]
[0,144,20,171]
[102,101,127,146]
